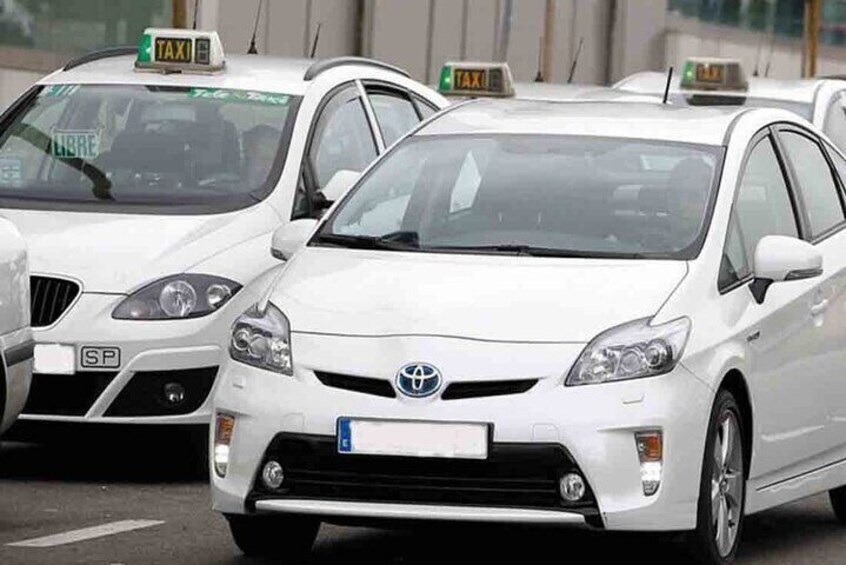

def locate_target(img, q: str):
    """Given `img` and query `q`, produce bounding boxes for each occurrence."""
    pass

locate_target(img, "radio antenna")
[566,37,584,84]
[310,22,322,58]
[534,36,544,82]
[752,37,763,77]
[247,0,264,55]
[192,0,199,30]
[662,66,673,105]
[764,33,776,77]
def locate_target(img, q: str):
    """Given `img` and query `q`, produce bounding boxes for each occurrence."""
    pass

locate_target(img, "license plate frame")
[337,418,490,460]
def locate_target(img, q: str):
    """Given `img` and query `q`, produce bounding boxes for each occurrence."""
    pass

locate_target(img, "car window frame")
[362,81,423,148]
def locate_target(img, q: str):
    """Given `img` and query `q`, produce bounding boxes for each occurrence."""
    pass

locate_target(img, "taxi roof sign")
[136,28,225,73]
[439,61,515,97]
[680,57,748,92]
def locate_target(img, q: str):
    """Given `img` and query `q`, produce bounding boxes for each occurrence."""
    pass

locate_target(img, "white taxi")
[0,29,446,432]
[213,99,846,564]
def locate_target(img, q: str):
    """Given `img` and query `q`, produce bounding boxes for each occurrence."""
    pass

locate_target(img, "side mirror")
[313,169,360,212]
[749,235,822,304]
[271,219,318,261]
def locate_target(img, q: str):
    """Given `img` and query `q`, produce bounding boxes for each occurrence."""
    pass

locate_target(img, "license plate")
[33,344,75,374]
[155,37,193,63]
[337,418,489,460]
[80,346,121,369]
[695,63,725,84]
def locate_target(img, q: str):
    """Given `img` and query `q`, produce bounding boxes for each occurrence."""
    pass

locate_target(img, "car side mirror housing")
[271,219,318,261]
[749,235,822,304]
[313,169,360,212]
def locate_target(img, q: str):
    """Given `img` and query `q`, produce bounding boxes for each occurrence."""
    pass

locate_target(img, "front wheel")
[686,389,746,564]
[225,513,320,559]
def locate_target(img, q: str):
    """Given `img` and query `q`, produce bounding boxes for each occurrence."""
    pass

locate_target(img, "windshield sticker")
[0,157,23,183]
[51,130,101,160]
[188,88,290,106]
[40,84,81,98]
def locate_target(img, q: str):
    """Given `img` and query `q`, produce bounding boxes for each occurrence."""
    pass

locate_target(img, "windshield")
[670,93,813,120]
[317,135,723,259]
[0,84,300,213]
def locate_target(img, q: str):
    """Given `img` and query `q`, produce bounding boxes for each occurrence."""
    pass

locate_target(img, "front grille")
[442,379,538,400]
[249,434,597,514]
[24,372,118,416]
[30,276,80,327]
[315,371,396,398]
[104,366,218,417]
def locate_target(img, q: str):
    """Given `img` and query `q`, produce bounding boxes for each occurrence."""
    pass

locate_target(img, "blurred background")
[1,0,846,109]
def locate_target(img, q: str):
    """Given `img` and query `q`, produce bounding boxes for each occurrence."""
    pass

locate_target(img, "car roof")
[417,98,753,145]
[38,54,320,96]
[513,82,662,103]
[615,70,833,104]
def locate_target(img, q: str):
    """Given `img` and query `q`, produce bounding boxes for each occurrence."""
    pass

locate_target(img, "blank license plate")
[338,419,489,460]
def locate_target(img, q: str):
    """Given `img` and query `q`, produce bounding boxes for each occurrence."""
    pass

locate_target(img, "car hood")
[0,205,279,293]
[272,247,688,343]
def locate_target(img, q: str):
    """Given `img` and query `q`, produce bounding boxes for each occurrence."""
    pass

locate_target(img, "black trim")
[314,371,396,398]
[63,46,137,71]
[304,57,409,81]
[4,339,34,368]
[441,379,538,400]
[758,454,846,492]
[104,366,219,417]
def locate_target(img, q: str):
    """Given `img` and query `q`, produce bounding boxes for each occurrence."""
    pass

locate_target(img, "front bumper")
[211,333,714,531]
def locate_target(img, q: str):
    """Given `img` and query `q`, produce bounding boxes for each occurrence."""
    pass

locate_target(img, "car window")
[368,90,420,147]
[779,130,845,238]
[308,85,377,190]
[719,136,799,290]
[824,92,846,153]
[412,94,438,120]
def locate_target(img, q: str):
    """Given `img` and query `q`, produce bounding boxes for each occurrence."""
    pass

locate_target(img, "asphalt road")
[1,436,846,565]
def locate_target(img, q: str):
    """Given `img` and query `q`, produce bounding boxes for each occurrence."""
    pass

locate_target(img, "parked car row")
[1,31,846,565]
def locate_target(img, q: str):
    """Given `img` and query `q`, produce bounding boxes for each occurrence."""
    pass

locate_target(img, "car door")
[719,130,831,479]
[775,126,846,455]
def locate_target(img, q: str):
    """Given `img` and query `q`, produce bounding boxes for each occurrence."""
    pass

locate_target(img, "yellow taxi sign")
[136,28,225,73]
[680,58,747,92]
[439,61,515,97]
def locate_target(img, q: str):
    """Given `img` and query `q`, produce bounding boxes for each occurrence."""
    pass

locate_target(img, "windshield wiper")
[312,230,420,251]
[428,244,647,259]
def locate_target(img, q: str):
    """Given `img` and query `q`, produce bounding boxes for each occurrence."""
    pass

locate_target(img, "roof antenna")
[764,33,776,77]
[310,22,322,58]
[247,0,264,55]
[566,37,584,84]
[662,66,674,104]
[534,36,544,82]
[192,0,199,30]
[752,36,763,77]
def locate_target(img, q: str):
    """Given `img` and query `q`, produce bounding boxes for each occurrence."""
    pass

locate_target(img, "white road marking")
[6,520,165,548]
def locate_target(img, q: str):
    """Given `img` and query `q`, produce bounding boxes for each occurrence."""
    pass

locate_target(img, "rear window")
[0,84,301,213]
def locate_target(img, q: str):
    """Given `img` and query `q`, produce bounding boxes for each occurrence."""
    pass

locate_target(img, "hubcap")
[711,411,743,557]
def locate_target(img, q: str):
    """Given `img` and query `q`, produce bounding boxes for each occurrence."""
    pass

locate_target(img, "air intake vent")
[442,379,538,400]
[314,371,396,398]
[30,276,80,328]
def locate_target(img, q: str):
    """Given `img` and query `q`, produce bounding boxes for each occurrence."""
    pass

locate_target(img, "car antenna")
[662,66,673,104]
[764,32,776,77]
[566,37,584,84]
[192,0,199,30]
[247,0,264,55]
[534,36,544,82]
[309,22,322,58]
[753,36,763,77]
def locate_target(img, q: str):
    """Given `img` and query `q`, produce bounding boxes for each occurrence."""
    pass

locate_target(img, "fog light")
[214,413,235,477]
[163,382,185,406]
[262,460,285,490]
[635,430,663,496]
[559,472,586,502]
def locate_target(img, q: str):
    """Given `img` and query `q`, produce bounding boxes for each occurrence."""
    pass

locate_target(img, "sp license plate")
[155,37,193,63]
[80,346,121,369]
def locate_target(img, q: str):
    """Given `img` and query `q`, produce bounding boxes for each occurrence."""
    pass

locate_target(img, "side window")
[779,130,846,238]
[367,89,420,147]
[720,136,799,290]
[308,85,377,190]
[412,94,438,120]
[824,92,846,153]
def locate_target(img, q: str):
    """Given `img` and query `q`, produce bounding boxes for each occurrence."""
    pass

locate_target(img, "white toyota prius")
[0,29,445,433]
[212,99,846,563]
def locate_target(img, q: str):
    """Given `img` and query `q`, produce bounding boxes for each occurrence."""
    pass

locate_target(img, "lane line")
[6,519,165,548]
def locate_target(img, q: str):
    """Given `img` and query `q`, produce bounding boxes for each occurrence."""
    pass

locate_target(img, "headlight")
[229,302,292,375]
[112,274,241,320]
[565,317,690,386]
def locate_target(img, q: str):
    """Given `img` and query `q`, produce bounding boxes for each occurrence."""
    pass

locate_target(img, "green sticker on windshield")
[188,88,290,106]
[51,130,101,160]
[41,84,81,98]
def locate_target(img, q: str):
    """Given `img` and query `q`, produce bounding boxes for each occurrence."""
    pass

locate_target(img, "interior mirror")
[314,169,360,211]
[271,219,318,261]
[749,235,822,304]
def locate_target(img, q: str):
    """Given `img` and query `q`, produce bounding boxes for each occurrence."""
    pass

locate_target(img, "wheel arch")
[716,368,753,478]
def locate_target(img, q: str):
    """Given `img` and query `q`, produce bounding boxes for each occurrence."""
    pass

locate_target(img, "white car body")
[0,217,32,435]
[0,52,446,428]
[212,98,846,553]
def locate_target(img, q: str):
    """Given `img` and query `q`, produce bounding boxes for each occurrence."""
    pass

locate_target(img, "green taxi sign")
[136,28,225,73]
[680,58,748,92]
[438,61,515,97]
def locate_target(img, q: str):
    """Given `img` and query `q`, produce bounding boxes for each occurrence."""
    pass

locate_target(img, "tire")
[225,513,320,559]
[828,486,846,523]
[686,389,746,565]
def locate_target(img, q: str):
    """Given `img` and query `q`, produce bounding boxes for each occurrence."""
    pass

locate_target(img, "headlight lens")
[565,317,690,386]
[112,274,241,320]
[229,302,293,375]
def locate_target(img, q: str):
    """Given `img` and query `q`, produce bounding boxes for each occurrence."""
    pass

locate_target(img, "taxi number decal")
[40,84,81,98]
[453,68,488,91]
[189,88,290,106]
[0,157,22,183]
[155,37,193,63]
[695,64,724,84]
[51,130,100,160]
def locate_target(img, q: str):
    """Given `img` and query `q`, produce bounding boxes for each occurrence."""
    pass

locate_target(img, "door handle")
[811,298,830,316]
